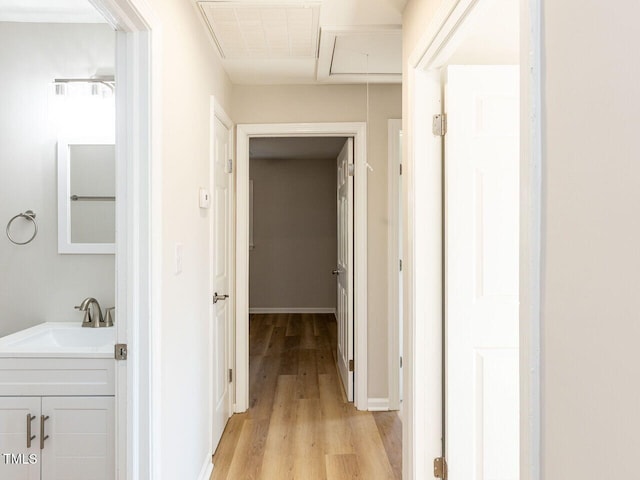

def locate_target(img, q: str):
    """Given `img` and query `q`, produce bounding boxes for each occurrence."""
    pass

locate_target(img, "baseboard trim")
[197,454,213,480]
[249,307,337,315]
[368,397,390,411]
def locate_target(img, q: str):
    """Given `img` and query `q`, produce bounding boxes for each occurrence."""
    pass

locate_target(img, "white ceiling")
[250,137,347,160]
[0,0,106,23]
[197,0,406,85]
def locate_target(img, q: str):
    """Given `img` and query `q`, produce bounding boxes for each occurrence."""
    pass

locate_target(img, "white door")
[445,65,520,479]
[212,115,232,448]
[40,396,115,480]
[0,397,41,479]
[336,138,354,401]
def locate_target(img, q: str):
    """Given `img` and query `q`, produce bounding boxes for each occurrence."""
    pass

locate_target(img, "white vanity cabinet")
[0,396,114,480]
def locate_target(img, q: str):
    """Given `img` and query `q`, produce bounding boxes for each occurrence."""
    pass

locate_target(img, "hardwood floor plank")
[319,374,355,456]
[223,418,269,480]
[349,412,396,480]
[295,348,319,399]
[293,398,326,480]
[325,453,361,480]
[373,412,403,480]
[211,413,247,480]
[261,375,297,480]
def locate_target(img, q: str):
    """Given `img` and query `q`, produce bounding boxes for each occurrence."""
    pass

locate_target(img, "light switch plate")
[199,188,211,209]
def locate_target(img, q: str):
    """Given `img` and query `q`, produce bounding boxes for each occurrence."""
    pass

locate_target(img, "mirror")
[57,138,115,254]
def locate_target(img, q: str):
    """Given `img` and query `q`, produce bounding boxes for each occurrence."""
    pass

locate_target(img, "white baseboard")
[249,307,337,315]
[368,397,390,411]
[197,455,213,480]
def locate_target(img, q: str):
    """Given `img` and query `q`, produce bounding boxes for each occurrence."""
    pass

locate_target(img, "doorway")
[235,122,369,412]
[404,0,541,478]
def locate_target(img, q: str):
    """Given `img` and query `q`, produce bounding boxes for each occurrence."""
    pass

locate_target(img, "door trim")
[235,122,368,411]
[90,0,162,478]
[405,0,542,479]
[387,118,402,412]
[209,97,235,457]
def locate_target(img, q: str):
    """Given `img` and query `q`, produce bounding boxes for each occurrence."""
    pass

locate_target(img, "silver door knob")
[331,269,340,275]
[213,292,229,304]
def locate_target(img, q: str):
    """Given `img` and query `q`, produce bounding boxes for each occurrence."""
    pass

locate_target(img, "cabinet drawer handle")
[40,415,49,450]
[26,414,36,448]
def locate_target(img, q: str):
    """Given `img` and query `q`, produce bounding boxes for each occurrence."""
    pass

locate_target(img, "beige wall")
[0,23,115,338]
[149,0,233,477]
[404,0,640,477]
[233,84,402,398]
[542,1,640,476]
[249,157,337,310]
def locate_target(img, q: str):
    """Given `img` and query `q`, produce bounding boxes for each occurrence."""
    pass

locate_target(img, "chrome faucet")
[75,297,104,328]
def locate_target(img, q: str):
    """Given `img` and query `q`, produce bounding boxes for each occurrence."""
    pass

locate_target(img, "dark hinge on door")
[399,163,403,175]
[349,359,354,371]
[434,457,447,479]
[228,369,233,383]
[399,259,403,271]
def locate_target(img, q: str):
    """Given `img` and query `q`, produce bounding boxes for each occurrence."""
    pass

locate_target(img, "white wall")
[0,22,115,338]
[147,0,234,478]
[404,0,640,477]
[233,84,402,399]
[249,156,337,311]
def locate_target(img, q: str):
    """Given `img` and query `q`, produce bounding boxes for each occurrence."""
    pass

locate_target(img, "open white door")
[445,65,520,479]
[212,115,232,449]
[336,138,354,401]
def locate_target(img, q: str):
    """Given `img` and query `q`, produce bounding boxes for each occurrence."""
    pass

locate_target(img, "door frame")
[404,0,542,479]
[89,1,161,478]
[209,97,235,450]
[387,118,402,412]
[235,122,368,411]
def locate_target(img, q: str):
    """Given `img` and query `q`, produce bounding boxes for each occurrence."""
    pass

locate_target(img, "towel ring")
[6,210,38,245]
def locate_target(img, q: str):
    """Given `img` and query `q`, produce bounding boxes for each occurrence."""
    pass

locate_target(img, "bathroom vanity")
[0,323,115,479]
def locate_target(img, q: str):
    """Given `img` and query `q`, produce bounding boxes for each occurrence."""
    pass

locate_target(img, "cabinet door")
[0,397,41,480]
[40,397,114,480]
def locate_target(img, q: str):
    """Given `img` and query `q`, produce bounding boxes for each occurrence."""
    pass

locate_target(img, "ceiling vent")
[197,1,321,59]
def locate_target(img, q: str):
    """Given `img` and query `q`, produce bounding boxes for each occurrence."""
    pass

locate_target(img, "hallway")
[211,313,401,480]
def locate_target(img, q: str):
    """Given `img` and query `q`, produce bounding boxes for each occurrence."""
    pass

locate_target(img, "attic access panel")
[317,27,402,83]
[197,1,321,59]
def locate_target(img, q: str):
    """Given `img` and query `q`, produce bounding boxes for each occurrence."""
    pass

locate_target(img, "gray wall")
[249,157,337,311]
[0,23,115,337]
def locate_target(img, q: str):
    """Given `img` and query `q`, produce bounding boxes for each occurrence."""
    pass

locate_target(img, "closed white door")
[212,116,232,448]
[40,396,115,480]
[336,138,354,401]
[445,65,520,479]
[0,397,41,479]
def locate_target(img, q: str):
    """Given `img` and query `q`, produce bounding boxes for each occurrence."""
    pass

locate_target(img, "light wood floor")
[211,313,402,480]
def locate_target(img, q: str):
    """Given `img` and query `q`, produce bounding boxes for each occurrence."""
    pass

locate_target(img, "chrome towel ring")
[6,210,38,245]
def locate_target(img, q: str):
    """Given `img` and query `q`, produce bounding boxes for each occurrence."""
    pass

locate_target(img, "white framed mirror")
[57,137,115,254]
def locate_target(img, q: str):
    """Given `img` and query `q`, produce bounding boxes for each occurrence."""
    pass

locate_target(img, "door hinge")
[228,158,233,173]
[228,368,233,383]
[348,164,355,176]
[114,344,128,360]
[434,457,448,479]
[349,359,354,371]
[399,259,403,271]
[399,163,403,175]
[432,114,447,136]
[400,356,403,368]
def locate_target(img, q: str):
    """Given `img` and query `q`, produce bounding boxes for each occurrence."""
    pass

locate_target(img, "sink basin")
[0,322,115,358]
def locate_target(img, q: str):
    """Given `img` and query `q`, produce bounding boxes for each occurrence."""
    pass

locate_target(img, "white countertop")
[0,322,115,358]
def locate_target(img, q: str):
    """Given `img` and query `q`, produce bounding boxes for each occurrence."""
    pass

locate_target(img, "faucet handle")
[104,307,115,327]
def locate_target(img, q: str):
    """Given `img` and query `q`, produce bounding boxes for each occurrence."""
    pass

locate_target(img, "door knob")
[213,292,229,304]
[331,269,340,275]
